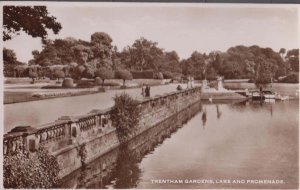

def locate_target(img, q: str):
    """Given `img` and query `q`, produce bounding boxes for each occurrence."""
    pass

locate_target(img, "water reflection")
[112,145,141,188]
[61,101,203,189]
[201,109,207,127]
[216,104,222,119]
[62,100,298,189]
[137,99,298,189]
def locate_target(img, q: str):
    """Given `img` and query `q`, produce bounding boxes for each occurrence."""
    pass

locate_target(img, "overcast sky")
[3,3,299,63]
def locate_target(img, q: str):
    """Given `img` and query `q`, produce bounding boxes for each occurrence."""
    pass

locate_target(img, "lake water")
[61,99,299,189]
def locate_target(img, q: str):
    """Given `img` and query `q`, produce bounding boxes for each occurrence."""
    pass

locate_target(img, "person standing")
[141,84,146,97]
[148,85,151,97]
[145,85,150,97]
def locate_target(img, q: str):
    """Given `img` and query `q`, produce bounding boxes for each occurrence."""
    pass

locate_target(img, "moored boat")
[263,90,276,99]
[249,89,276,100]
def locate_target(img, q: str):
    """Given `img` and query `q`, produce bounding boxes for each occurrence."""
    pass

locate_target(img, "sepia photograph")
[1,2,299,189]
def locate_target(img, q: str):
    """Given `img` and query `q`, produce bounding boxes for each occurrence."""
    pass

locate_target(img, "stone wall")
[61,101,202,188]
[4,87,201,178]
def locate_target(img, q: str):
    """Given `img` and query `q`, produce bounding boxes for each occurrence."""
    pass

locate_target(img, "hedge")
[131,70,154,79]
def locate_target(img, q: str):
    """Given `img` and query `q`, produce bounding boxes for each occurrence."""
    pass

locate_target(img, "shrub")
[115,69,133,86]
[131,70,154,79]
[162,71,173,79]
[62,78,74,88]
[248,78,255,83]
[154,72,164,79]
[82,68,95,79]
[4,147,60,188]
[78,143,87,165]
[76,80,95,88]
[177,85,183,91]
[102,82,120,86]
[95,77,102,85]
[41,85,62,89]
[110,93,140,142]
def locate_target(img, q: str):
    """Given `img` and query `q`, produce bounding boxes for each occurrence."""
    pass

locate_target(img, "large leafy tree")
[3,6,62,41]
[3,47,24,77]
[128,37,163,71]
[3,48,17,65]
[286,49,299,72]
[157,51,181,74]
[90,32,113,67]
[181,51,207,79]
[255,58,272,84]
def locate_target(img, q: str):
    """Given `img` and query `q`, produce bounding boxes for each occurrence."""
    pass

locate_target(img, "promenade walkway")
[4,83,199,133]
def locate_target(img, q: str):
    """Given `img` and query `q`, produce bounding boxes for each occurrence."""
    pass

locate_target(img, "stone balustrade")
[3,87,201,158]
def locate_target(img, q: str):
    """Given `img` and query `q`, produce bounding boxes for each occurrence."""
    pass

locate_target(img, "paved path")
[4,83,199,133]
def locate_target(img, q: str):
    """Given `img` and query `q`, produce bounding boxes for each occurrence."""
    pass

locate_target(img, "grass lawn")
[4,91,35,104]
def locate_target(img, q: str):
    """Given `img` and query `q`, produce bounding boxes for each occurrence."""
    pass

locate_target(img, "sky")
[2,3,300,63]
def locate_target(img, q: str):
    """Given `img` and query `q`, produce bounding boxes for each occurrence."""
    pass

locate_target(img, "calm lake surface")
[62,99,299,189]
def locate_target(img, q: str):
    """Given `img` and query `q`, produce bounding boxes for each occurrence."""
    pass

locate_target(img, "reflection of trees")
[228,100,247,112]
[202,108,207,127]
[229,100,277,116]
[216,104,222,119]
[76,167,88,188]
[113,145,141,189]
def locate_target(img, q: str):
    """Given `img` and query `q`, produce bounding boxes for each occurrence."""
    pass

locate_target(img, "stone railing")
[3,87,201,156]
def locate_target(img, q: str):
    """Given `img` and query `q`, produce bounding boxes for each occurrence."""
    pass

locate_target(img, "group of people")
[141,84,151,97]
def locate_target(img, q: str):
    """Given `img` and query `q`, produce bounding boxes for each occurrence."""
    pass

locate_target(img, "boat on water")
[249,90,276,100]
[263,90,276,99]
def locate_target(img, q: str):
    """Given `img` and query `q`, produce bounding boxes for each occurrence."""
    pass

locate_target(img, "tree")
[28,71,38,84]
[94,67,114,86]
[156,51,182,75]
[32,50,40,59]
[3,6,62,41]
[14,65,28,77]
[286,49,299,72]
[211,54,222,73]
[3,48,17,64]
[279,48,286,59]
[181,59,195,79]
[128,37,163,71]
[255,59,272,84]
[115,69,133,86]
[54,70,65,83]
[72,44,93,65]
[90,32,113,67]
[154,72,164,79]
[27,65,41,83]
[206,66,217,81]
[3,48,20,77]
